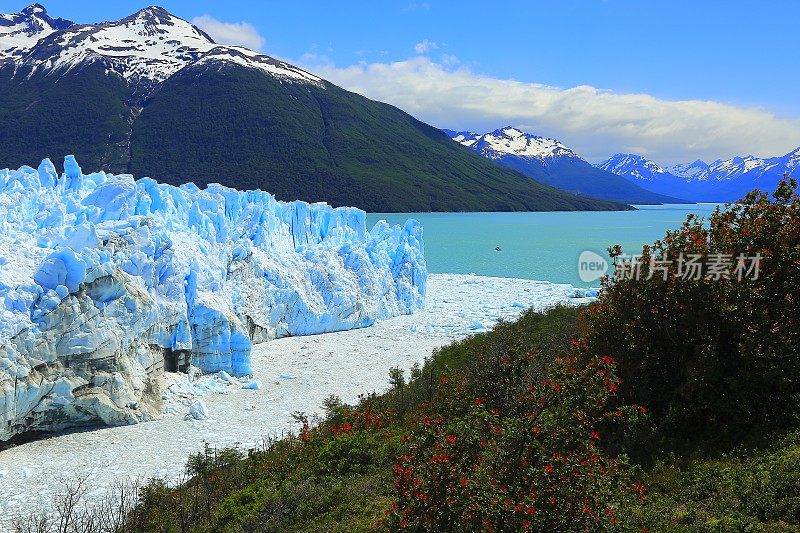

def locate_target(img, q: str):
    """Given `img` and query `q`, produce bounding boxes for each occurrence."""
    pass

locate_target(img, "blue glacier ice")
[0,157,426,440]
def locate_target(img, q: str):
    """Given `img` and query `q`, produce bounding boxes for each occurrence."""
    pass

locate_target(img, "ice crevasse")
[0,157,426,440]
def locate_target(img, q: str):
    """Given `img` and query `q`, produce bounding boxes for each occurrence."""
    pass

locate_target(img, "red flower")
[601,355,615,365]
[474,398,483,406]
[544,464,554,474]
[446,434,456,445]
[591,430,600,440]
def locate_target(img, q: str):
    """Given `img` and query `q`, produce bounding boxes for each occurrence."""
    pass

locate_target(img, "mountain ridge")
[446,127,689,205]
[598,149,800,202]
[0,4,629,213]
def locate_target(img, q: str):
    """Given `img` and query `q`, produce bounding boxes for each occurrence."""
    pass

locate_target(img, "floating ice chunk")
[572,288,600,298]
[241,379,262,390]
[469,320,487,331]
[187,400,209,420]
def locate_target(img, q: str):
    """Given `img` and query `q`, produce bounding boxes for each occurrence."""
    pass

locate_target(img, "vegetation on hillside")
[131,64,627,212]
[583,177,800,458]
[0,64,132,175]
[0,63,628,213]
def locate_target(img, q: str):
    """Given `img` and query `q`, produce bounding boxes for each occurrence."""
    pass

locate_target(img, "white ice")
[0,156,425,440]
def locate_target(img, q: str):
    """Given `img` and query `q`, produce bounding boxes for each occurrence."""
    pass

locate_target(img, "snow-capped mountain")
[597,148,800,202]
[0,2,73,61]
[0,5,622,213]
[447,127,584,164]
[668,160,709,179]
[596,154,673,181]
[2,4,318,87]
[445,127,688,204]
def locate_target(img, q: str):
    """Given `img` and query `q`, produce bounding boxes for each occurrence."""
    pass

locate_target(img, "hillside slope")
[0,5,628,213]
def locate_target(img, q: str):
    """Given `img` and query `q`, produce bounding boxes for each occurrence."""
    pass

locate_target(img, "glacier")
[0,156,426,441]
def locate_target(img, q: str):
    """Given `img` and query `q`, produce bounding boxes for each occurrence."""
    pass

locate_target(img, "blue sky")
[8,0,800,162]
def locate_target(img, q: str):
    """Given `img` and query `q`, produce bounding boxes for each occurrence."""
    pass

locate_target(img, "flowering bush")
[385,314,642,531]
[585,177,800,454]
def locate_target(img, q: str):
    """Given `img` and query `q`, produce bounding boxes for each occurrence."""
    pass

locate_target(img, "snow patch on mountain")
[0,5,321,86]
[0,3,73,61]
[0,156,425,441]
[449,127,583,162]
[596,154,670,181]
[600,149,800,184]
[667,160,709,179]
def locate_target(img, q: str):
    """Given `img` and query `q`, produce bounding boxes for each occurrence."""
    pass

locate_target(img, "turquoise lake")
[367,204,720,287]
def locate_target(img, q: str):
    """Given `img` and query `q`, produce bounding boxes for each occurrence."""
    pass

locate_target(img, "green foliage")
[385,309,639,531]
[623,432,800,531]
[0,64,132,174]
[580,178,800,456]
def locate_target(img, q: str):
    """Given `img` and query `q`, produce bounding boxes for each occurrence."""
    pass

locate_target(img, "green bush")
[623,431,800,531]
[384,308,642,531]
[581,178,800,455]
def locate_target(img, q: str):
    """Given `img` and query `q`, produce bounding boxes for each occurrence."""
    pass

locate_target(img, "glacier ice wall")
[0,156,426,440]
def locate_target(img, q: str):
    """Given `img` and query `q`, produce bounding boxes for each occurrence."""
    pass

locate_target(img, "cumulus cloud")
[302,56,800,164]
[413,40,438,54]
[191,15,265,52]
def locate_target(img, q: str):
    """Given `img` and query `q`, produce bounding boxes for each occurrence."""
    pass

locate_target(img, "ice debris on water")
[187,399,209,421]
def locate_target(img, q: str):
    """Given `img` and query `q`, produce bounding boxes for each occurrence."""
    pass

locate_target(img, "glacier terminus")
[0,156,426,441]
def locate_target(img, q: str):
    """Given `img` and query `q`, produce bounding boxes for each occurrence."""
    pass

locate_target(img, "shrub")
[581,177,800,455]
[384,314,642,531]
[624,431,800,530]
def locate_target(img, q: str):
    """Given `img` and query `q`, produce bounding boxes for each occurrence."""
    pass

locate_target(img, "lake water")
[367,204,720,286]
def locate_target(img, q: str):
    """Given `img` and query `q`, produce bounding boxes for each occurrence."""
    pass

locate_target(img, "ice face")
[0,157,426,440]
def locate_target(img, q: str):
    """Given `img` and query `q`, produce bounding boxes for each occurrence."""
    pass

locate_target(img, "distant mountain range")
[445,127,688,204]
[0,4,628,213]
[597,149,800,202]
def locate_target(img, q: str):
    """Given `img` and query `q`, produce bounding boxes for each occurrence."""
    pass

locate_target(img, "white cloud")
[413,40,438,54]
[302,56,800,164]
[406,3,430,11]
[440,53,459,66]
[191,15,265,52]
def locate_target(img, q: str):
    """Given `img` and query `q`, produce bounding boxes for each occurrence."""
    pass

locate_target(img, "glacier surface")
[0,156,426,440]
